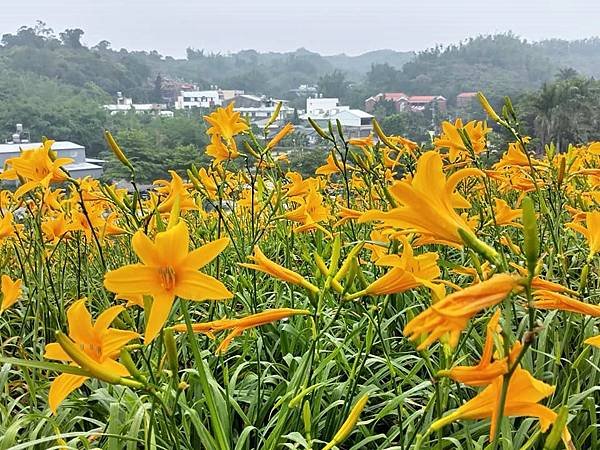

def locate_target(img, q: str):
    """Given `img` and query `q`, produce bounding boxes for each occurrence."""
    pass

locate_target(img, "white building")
[103,93,168,116]
[235,105,295,128]
[0,138,103,180]
[303,105,373,139]
[306,97,348,116]
[175,89,244,110]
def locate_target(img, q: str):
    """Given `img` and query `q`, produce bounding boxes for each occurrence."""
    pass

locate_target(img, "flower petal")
[175,271,233,301]
[104,265,161,295]
[67,299,94,344]
[184,237,229,269]
[144,293,175,345]
[44,342,71,362]
[48,373,88,414]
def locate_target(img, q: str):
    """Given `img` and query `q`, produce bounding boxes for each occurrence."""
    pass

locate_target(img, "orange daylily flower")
[154,171,197,213]
[104,221,233,344]
[431,366,571,446]
[284,184,330,233]
[0,275,22,313]
[437,311,516,386]
[360,151,483,247]
[489,198,522,227]
[204,103,249,142]
[316,153,345,176]
[348,237,439,298]
[566,211,600,257]
[533,290,600,316]
[172,308,310,353]
[0,212,16,242]
[44,299,139,413]
[0,141,73,198]
[434,119,490,162]
[404,274,520,350]
[206,133,239,164]
[266,123,294,150]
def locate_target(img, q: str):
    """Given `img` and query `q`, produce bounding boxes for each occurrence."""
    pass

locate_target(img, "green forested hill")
[1,24,600,176]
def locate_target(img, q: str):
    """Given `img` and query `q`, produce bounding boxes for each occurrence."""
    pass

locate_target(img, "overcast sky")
[1,0,599,57]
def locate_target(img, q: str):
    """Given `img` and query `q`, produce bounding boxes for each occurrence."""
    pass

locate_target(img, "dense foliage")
[0,97,599,449]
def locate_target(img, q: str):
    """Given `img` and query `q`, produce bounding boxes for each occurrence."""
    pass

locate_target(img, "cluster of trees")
[1,23,600,182]
[518,70,600,150]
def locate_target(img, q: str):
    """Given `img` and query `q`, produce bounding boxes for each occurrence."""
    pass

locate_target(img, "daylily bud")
[333,242,365,283]
[308,117,332,141]
[521,196,539,275]
[163,328,179,376]
[477,92,501,123]
[119,348,146,383]
[323,394,369,450]
[557,155,566,186]
[329,235,342,274]
[303,400,312,437]
[458,229,502,267]
[264,101,283,130]
[104,130,134,173]
[57,331,144,387]
[372,119,399,150]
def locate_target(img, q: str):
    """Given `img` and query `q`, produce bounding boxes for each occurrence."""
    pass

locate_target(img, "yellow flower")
[430,366,571,446]
[566,211,600,257]
[104,221,233,344]
[266,123,294,150]
[493,141,540,170]
[333,206,363,227]
[348,135,374,148]
[316,153,346,176]
[533,290,600,316]
[360,151,483,247]
[0,212,16,242]
[42,212,74,244]
[0,275,22,313]
[437,310,516,386]
[240,246,319,293]
[197,167,219,199]
[489,198,522,227]
[44,299,139,413]
[0,141,73,198]
[349,237,439,298]
[434,119,490,161]
[204,103,249,142]
[206,133,239,164]
[284,184,330,233]
[154,171,197,213]
[172,308,310,353]
[403,274,520,350]
[284,172,313,198]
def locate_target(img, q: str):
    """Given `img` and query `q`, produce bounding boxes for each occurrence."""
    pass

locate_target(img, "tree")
[152,74,163,103]
[318,70,348,100]
[366,63,400,93]
[59,28,84,49]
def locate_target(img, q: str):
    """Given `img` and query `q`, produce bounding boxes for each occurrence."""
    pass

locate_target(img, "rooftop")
[0,141,84,154]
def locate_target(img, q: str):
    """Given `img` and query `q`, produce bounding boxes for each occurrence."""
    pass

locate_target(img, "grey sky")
[1,0,599,57]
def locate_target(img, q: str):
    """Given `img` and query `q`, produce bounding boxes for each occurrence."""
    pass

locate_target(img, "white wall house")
[0,141,104,179]
[235,105,295,128]
[103,93,168,116]
[303,107,373,139]
[306,97,347,116]
[175,90,222,109]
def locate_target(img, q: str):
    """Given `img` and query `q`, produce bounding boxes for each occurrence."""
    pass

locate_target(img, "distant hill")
[324,49,415,75]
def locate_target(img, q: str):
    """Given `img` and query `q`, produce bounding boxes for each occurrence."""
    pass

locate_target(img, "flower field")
[1,94,599,449]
